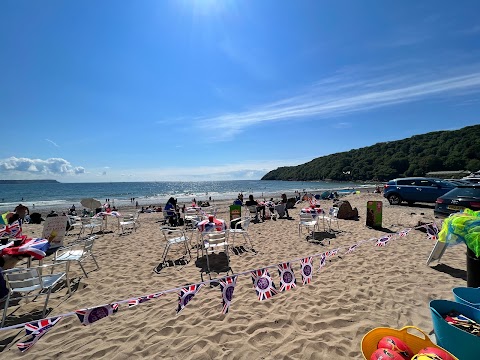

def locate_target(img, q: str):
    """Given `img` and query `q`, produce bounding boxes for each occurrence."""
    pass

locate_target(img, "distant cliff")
[0,180,60,184]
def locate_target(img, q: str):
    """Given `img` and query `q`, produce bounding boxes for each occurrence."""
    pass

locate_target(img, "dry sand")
[0,192,467,359]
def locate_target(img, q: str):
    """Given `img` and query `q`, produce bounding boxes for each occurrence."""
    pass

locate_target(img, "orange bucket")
[361,326,458,359]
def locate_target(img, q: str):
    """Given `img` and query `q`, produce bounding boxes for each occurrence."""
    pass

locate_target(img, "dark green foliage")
[261,125,480,181]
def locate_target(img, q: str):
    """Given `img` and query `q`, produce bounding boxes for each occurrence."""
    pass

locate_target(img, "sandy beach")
[0,192,467,359]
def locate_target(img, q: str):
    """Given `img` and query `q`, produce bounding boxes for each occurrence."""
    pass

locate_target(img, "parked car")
[383,177,455,205]
[434,185,480,218]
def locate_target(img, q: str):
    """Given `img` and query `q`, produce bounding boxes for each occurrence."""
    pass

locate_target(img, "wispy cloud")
[196,69,480,141]
[45,139,60,147]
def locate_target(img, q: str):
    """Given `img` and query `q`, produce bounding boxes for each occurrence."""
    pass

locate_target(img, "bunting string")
[0,222,435,337]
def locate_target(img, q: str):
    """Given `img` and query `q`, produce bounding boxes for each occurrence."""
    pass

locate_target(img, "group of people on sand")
[233,193,291,221]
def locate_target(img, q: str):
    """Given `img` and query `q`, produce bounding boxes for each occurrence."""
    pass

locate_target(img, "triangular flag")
[375,235,393,247]
[75,303,119,326]
[300,257,313,285]
[318,253,326,272]
[277,262,296,291]
[219,276,238,314]
[17,317,62,352]
[177,284,204,314]
[128,292,163,307]
[251,268,277,301]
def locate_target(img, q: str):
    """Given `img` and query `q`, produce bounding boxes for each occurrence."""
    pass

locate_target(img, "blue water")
[0,180,366,211]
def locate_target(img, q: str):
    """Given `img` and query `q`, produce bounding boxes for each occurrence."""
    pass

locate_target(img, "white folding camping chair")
[1,265,68,327]
[322,207,340,232]
[118,214,137,234]
[201,230,231,281]
[298,212,318,238]
[228,217,254,251]
[159,227,191,268]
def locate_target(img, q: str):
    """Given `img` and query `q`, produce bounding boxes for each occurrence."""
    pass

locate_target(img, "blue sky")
[1,0,479,182]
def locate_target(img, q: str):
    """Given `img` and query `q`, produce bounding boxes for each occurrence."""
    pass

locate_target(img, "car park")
[434,185,480,218]
[383,177,455,205]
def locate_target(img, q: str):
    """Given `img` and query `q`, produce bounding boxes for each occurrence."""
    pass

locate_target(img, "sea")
[0,180,371,211]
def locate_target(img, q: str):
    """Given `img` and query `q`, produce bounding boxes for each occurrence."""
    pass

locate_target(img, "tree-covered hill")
[261,124,480,182]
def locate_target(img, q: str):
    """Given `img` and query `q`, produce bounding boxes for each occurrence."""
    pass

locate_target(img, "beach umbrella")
[80,198,102,210]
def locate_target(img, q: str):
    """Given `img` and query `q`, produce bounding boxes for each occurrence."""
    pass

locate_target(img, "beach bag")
[430,299,480,360]
[361,325,457,359]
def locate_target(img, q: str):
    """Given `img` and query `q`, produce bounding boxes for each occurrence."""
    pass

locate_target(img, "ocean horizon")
[0,180,373,211]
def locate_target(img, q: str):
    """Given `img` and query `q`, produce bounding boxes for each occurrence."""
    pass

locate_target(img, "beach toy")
[430,299,480,360]
[416,347,455,360]
[370,348,404,360]
[361,326,457,360]
[377,336,413,359]
[452,287,480,309]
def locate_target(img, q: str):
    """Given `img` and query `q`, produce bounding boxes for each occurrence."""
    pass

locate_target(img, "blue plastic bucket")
[453,287,480,309]
[430,299,480,360]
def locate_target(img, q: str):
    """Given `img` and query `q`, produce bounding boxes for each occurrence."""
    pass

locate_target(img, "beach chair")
[159,227,190,267]
[246,205,261,223]
[228,217,254,252]
[184,208,200,229]
[298,213,318,238]
[322,207,340,232]
[52,236,100,289]
[1,264,68,327]
[78,217,103,239]
[201,230,231,281]
[119,214,136,234]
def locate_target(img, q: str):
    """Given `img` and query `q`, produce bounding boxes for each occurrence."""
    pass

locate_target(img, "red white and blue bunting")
[2,222,438,352]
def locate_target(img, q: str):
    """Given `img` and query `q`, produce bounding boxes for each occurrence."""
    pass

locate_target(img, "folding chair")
[52,236,100,290]
[322,207,340,232]
[78,217,103,238]
[159,227,190,267]
[228,217,254,251]
[119,214,136,234]
[298,213,318,238]
[1,265,68,327]
[201,230,231,281]
[246,205,261,223]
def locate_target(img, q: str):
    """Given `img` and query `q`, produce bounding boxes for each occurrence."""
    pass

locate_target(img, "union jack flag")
[0,220,22,238]
[326,248,339,258]
[318,253,326,272]
[177,284,204,314]
[251,268,277,301]
[128,292,164,307]
[345,243,359,255]
[426,223,439,241]
[375,235,393,247]
[300,257,313,285]
[75,303,119,326]
[17,317,62,352]
[219,276,237,314]
[2,237,50,260]
[277,262,296,291]
[398,228,412,237]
